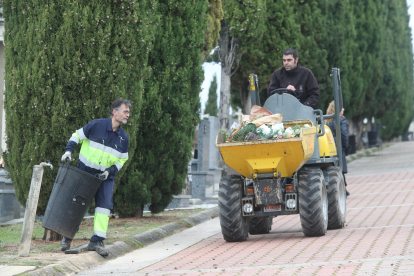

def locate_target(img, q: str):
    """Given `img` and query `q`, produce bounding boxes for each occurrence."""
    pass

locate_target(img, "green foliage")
[293,0,329,111]
[3,1,155,214]
[232,123,256,141]
[227,0,413,140]
[318,0,353,112]
[342,0,382,119]
[204,0,224,58]
[114,0,208,215]
[229,0,301,112]
[204,74,218,116]
[376,0,414,140]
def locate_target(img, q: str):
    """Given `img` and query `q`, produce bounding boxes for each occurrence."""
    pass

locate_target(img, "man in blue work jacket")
[59,98,130,256]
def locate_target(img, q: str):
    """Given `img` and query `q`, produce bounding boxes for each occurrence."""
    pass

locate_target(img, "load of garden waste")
[219,106,311,142]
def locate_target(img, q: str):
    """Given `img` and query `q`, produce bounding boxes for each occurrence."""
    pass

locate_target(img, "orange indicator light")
[285,185,293,192]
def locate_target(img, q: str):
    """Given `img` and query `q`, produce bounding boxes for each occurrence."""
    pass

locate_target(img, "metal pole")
[18,162,53,257]
[332,68,343,171]
[250,74,257,106]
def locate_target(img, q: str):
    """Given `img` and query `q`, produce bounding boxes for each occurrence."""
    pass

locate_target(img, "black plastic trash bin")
[42,163,102,239]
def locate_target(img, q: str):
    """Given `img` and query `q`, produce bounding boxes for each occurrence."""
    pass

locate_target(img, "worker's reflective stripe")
[77,128,87,140]
[81,143,116,168]
[115,156,128,171]
[95,207,111,216]
[69,136,80,143]
[94,209,109,239]
[89,140,128,159]
[119,157,128,166]
[93,230,106,239]
[79,139,127,169]
[79,153,109,172]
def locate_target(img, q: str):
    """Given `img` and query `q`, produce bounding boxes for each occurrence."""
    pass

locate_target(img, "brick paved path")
[134,142,414,276]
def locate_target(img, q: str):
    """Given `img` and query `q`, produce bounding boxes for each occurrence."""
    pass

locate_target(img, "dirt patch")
[0,239,88,254]
[0,208,206,266]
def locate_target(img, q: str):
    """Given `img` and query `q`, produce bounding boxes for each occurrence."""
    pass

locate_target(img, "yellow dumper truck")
[216,68,346,242]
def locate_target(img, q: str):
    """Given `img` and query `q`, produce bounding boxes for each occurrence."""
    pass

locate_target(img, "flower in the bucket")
[257,125,271,135]
[293,125,301,137]
[257,125,273,139]
[271,123,284,133]
[284,127,295,138]
[245,132,260,141]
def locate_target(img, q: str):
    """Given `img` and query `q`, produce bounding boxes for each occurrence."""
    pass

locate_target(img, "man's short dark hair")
[110,98,131,117]
[283,48,299,59]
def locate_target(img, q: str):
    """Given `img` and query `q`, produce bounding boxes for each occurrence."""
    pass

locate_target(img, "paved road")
[79,142,414,275]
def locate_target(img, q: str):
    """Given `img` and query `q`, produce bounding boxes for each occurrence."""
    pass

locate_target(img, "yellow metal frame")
[318,125,337,157]
[216,120,316,179]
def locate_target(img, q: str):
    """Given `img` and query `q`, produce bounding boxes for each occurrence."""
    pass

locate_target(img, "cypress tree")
[230,0,301,112]
[114,0,208,215]
[345,0,383,120]
[204,0,224,58]
[322,0,354,113]
[293,0,329,111]
[3,1,157,215]
[204,74,218,116]
[376,0,413,140]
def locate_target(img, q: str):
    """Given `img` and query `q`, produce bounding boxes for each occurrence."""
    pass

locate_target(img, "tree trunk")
[219,69,231,130]
[43,229,62,241]
[217,20,241,130]
[135,206,144,218]
[350,118,364,151]
[118,205,144,218]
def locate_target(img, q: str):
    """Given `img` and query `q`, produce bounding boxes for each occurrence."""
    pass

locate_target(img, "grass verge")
[0,208,206,267]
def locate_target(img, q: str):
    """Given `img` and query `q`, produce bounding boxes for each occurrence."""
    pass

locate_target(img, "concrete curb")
[346,144,389,164]
[20,206,219,276]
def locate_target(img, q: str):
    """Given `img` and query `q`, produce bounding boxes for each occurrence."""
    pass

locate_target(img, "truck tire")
[298,167,328,237]
[326,166,346,229]
[218,175,249,242]
[249,216,273,234]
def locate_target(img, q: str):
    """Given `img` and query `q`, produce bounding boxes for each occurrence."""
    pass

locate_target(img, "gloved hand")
[97,171,109,181]
[61,151,72,162]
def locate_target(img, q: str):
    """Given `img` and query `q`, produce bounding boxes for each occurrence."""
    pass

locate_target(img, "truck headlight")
[243,203,253,213]
[286,198,296,209]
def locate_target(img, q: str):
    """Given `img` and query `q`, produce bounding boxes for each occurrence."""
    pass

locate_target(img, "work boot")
[60,237,72,251]
[87,240,109,257]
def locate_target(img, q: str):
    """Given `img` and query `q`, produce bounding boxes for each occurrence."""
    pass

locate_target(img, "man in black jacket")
[267,48,320,108]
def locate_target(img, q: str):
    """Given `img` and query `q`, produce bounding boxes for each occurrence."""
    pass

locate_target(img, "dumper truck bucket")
[216,120,316,179]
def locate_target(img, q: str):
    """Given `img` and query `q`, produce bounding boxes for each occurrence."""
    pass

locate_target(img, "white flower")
[285,127,294,135]
[258,125,271,136]
[271,123,284,132]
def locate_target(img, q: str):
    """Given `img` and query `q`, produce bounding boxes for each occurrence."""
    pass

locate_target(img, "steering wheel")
[269,88,297,97]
